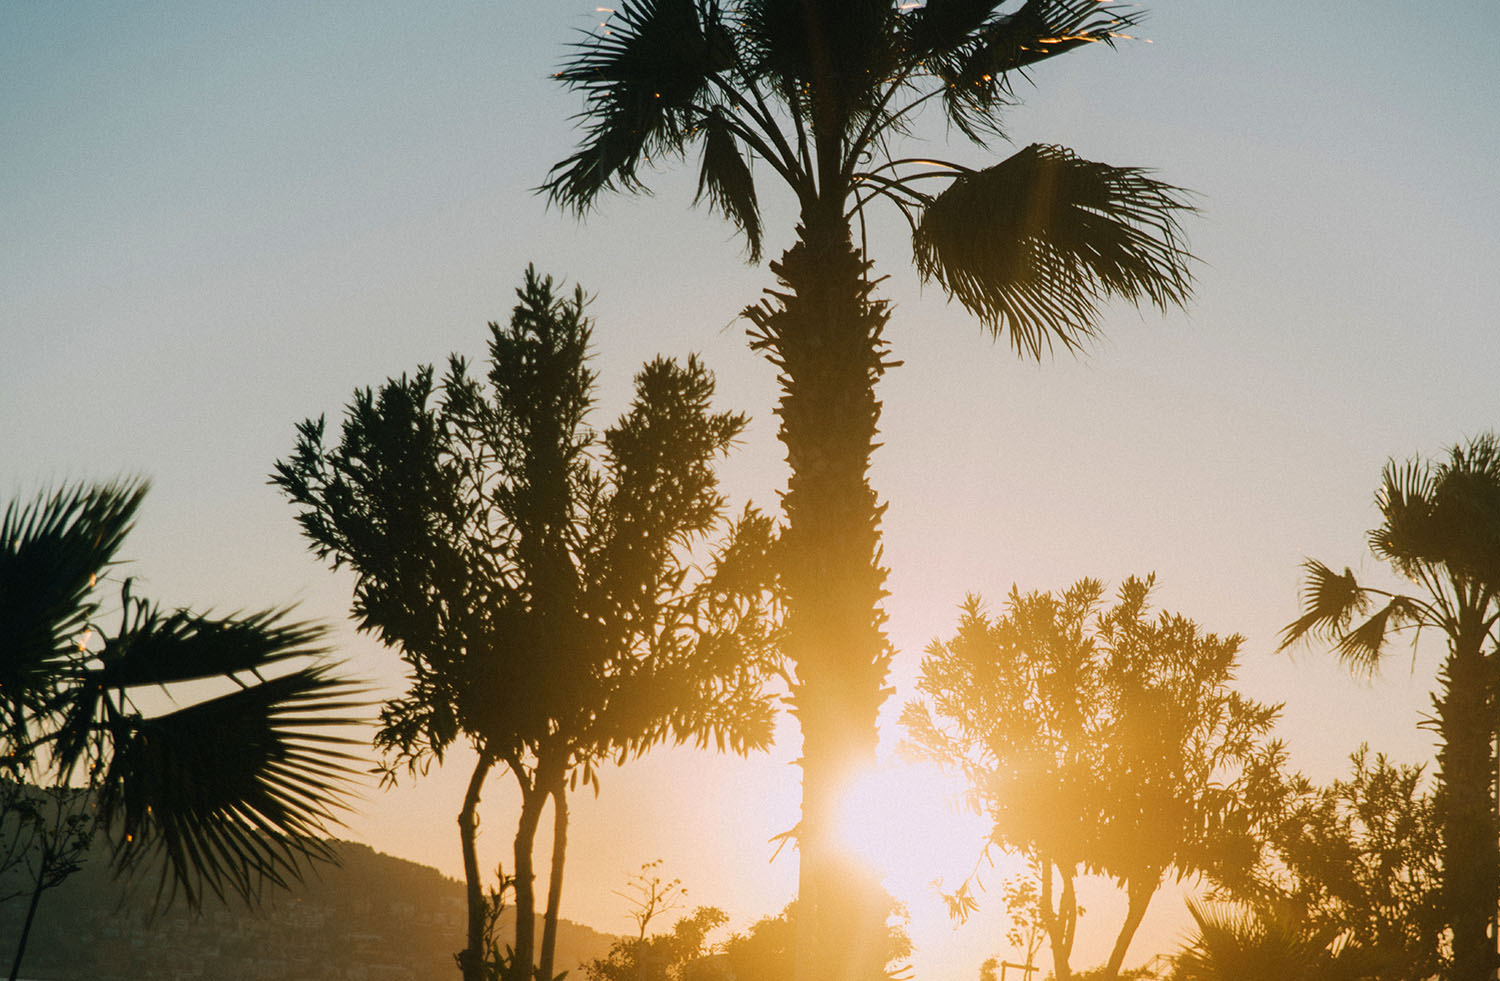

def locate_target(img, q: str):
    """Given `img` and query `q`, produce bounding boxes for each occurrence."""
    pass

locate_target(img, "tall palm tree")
[0,479,363,978]
[1282,433,1500,981]
[546,4,1196,978]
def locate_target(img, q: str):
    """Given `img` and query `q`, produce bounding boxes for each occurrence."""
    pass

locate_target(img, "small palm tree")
[1,480,363,979]
[547,5,1195,977]
[1172,899,1349,981]
[1281,433,1500,981]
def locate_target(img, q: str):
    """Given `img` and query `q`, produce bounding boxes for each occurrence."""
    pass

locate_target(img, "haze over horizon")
[4,2,1499,977]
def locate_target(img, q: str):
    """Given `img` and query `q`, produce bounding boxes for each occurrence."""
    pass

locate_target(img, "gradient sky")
[5,2,1500,977]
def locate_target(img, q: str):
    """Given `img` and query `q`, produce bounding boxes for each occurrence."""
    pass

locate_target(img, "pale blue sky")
[5,2,1499,975]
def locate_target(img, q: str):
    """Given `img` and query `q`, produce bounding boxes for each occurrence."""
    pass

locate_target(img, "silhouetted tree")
[547,5,1195,975]
[1206,746,1443,981]
[904,576,1280,981]
[1001,873,1047,977]
[0,480,362,981]
[725,900,910,981]
[617,860,688,942]
[587,896,910,981]
[0,784,91,906]
[0,784,92,981]
[1281,433,1500,981]
[275,268,781,981]
[585,904,729,981]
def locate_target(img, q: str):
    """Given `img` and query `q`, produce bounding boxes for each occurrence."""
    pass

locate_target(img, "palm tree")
[546,3,1196,977]
[0,480,363,979]
[1172,899,1354,981]
[1281,433,1500,981]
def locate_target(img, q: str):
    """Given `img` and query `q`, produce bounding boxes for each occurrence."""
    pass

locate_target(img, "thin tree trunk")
[1036,857,1077,981]
[538,783,568,981]
[1103,872,1159,980]
[1438,620,1498,981]
[7,840,51,981]
[745,212,894,981]
[511,773,549,981]
[457,750,496,981]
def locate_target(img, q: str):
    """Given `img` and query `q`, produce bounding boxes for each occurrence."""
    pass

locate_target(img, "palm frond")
[913,144,1194,358]
[0,480,147,747]
[1370,457,1438,576]
[925,1,1145,143]
[89,602,330,691]
[96,664,366,909]
[544,0,726,210]
[1176,898,1338,981]
[1280,561,1367,652]
[1333,596,1424,680]
[1429,433,1500,586]
[900,0,1006,62]
[695,113,764,262]
[740,0,897,115]
[1372,437,1500,588]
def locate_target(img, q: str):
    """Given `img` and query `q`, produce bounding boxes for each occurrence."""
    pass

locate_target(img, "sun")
[834,758,997,903]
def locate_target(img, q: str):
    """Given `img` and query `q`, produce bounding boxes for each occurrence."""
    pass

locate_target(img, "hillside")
[1,838,617,980]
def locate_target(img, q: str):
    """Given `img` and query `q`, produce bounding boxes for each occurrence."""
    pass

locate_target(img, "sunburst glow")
[835,758,996,902]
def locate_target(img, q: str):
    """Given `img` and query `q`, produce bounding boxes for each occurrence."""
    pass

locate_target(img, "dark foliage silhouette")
[585,894,911,981]
[585,904,728,981]
[275,268,781,981]
[1206,747,1443,981]
[547,5,1195,975]
[904,576,1280,981]
[1281,432,1500,981]
[0,480,362,980]
[1170,899,1359,981]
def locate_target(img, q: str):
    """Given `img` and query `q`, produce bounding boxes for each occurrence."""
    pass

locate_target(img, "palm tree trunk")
[538,783,569,981]
[745,212,894,981]
[511,771,549,981]
[1437,622,1499,981]
[457,750,497,981]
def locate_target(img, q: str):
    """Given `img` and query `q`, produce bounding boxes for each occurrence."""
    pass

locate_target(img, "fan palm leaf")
[1369,458,1440,576]
[1175,898,1341,981]
[740,0,897,111]
[96,661,364,908]
[85,602,329,691]
[0,480,146,744]
[696,113,765,262]
[548,0,724,208]
[2,480,364,917]
[1332,596,1426,679]
[919,1,1144,142]
[912,144,1194,357]
[1429,434,1500,585]
[1279,560,1367,651]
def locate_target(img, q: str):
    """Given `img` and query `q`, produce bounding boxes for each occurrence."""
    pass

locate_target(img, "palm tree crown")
[1282,433,1500,981]
[546,0,1194,355]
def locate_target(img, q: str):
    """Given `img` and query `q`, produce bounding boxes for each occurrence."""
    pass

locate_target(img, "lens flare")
[834,759,992,901]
